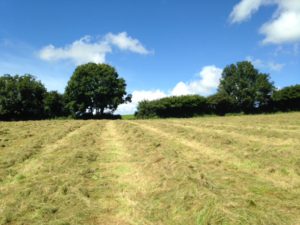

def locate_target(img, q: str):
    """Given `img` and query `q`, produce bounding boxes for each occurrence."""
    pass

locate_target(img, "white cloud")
[39,36,112,65]
[230,0,265,23]
[105,32,151,54]
[171,65,223,96]
[116,65,223,115]
[171,82,192,96]
[246,56,285,71]
[39,32,151,65]
[115,90,167,115]
[230,0,300,44]
[260,10,300,44]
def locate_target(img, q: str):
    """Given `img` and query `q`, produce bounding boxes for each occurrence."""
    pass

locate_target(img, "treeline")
[272,85,300,112]
[1,61,299,120]
[0,63,130,121]
[136,61,300,118]
[0,74,66,120]
[136,95,208,118]
[135,86,300,118]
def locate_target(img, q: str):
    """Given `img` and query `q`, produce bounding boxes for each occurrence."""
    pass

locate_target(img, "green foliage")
[0,74,47,120]
[44,91,66,118]
[135,61,279,118]
[219,61,275,113]
[0,64,131,120]
[64,63,131,116]
[0,61,298,121]
[207,92,236,115]
[272,85,300,111]
[135,95,208,118]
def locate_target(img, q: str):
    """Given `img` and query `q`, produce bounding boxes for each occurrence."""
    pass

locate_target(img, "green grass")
[121,114,136,120]
[0,113,300,224]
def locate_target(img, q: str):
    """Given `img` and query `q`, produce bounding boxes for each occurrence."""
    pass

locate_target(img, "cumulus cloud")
[105,32,151,54]
[171,65,223,96]
[230,0,266,23]
[39,36,112,65]
[39,32,151,65]
[116,65,223,115]
[246,56,285,71]
[230,0,300,44]
[115,90,167,115]
[260,9,300,44]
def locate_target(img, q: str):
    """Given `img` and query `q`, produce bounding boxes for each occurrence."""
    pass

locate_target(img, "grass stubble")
[0,113,299,224]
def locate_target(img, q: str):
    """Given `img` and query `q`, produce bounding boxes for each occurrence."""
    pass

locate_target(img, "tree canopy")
[64,63,131,116]
[135,61,284,118]
[0,74,47,120]
[44,91,66,118]
[218,61,275,113]
[272,85,300,111]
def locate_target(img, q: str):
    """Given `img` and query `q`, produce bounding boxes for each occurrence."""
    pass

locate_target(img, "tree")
[64,63,131,116]
[218,61,275,113]
[272,85,300,111]
[44,91,66,118]
[0,74,47,120]
[17,75,47,119]
[0,75,19,120]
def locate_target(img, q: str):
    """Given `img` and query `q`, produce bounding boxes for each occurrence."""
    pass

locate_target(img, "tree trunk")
[100,108,104,115]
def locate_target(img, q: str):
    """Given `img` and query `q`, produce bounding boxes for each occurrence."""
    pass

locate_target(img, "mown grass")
[121,114,136,120]
[0,113,300,224]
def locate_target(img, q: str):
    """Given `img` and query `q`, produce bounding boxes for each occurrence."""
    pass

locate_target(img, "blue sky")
[0,0,299,114]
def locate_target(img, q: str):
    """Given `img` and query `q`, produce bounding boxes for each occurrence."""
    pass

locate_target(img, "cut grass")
[121,114,136,120]
[0,113,300,224]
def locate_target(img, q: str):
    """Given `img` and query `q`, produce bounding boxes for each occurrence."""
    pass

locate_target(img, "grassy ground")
[0,113,300,225]
[121,114,135,120]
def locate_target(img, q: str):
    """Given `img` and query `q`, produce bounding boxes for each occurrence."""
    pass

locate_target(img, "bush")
[207,93,236,115]
[135,95,208,118]
[272,85,300,111]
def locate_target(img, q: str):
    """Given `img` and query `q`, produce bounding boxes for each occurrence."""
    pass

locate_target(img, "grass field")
[0,113,300,225]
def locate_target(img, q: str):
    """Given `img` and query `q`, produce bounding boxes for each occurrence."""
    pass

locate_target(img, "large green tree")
[65,63,131,116]
[44,91,66,118]
[0,74,47,120]
[218,61,275,113]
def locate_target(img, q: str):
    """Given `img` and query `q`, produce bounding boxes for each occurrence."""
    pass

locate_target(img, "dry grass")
[0,113,300,224]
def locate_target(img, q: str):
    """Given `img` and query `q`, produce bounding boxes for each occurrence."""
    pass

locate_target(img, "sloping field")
[0,113,300,225]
